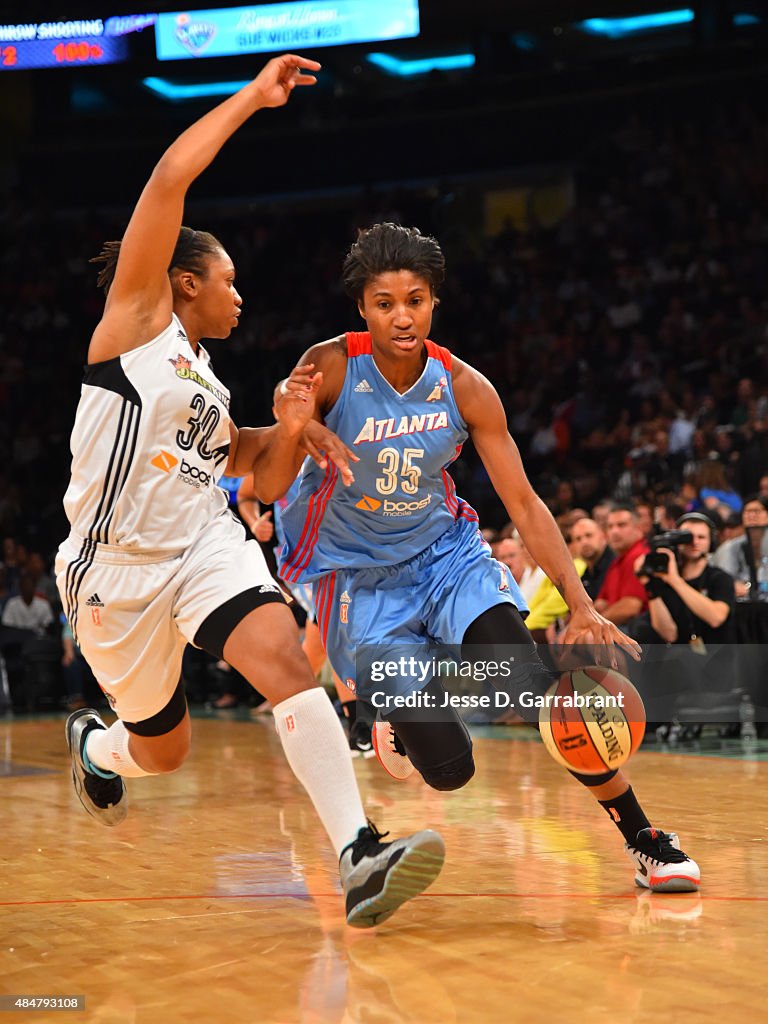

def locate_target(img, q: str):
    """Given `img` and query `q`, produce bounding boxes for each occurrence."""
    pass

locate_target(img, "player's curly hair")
[341,223,445,301]
[90,226,224,295]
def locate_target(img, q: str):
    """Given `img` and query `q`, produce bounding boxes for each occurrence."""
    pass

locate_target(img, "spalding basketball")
[538,666,646,775]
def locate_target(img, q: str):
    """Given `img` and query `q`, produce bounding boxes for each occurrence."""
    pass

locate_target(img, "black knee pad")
[420,748,476,792]
[569,768,619,787]
[462,602,553,725]
[387,681,475,792]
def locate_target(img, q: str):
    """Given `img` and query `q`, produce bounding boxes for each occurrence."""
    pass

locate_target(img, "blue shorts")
[312,517,528,701]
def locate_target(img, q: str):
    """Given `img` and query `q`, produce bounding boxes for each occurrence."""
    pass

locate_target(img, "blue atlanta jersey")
[278,332,478,584]
[273,475,301,550]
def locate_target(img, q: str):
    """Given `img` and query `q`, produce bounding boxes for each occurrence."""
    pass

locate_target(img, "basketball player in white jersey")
[56,56,444,929]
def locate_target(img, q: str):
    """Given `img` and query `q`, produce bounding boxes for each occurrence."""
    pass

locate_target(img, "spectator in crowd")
[711,495,768,600]
[635,513,735,645]
[1,537,25,597]
[719,510,744,545]
[1,570,53,635]
[632,513,738,741]
[634,502,654,540]
[525,553,587,643]
[655,502,686,532]
[491,536,520,575]
[595,505,650,625]
[591,502,612,532]
[26,551,60,613]
[571,517,615,601]
[499,531,545,605]
[1,570,57,710]
[695,460,743,516]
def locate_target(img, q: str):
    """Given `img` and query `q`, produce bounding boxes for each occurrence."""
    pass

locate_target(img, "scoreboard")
[0,16,155,70]
[0,3,421,71]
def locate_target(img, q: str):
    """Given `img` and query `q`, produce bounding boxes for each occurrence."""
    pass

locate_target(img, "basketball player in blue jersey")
[56,64,447,930]
[263,223,700,894]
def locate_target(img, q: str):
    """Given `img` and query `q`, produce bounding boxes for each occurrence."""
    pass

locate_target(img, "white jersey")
[63,315,232,554]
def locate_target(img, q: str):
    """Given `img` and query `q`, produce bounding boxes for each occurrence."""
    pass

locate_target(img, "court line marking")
[0,892,761,907]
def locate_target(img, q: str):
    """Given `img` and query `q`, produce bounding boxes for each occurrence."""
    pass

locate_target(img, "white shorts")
[55,511,284,723]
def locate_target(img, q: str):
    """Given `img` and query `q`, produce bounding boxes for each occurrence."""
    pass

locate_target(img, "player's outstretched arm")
[91,54,320,362]
[454,361,641,662]
[249,338,356,498]
[228,364,323,498]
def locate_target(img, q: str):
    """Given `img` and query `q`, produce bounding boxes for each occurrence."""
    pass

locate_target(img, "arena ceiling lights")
[365,52,475,77]
[142,75,251,100]
[574,8,694,38]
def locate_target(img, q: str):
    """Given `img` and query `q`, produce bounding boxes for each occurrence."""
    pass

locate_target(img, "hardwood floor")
[1,715,765,1024]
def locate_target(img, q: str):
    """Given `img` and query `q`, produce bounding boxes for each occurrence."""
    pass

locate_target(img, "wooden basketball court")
[1,713,766,1023]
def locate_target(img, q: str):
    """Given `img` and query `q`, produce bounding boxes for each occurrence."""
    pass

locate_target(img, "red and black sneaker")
[625,827,700,892]
[372,720,415,779]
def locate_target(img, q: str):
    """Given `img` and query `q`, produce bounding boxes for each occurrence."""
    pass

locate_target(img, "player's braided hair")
[90,226,224,295]
[342,222,445,301]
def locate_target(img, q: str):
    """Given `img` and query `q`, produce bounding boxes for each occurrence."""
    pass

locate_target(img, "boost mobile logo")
[355,495,381,512]
[151,450,178,473]
[383,495,431,517]
[177,459,211,488]
[355,494,431,516]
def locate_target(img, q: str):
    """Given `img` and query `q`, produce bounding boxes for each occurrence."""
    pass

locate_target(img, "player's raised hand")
[301,420,359,486]
[253,54,321,108]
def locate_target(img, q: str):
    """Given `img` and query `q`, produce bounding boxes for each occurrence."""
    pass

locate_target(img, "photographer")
[633,513,736,646]
[711,495,768,600]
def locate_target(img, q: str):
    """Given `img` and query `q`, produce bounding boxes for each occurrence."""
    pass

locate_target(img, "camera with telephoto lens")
[637,529,694,576]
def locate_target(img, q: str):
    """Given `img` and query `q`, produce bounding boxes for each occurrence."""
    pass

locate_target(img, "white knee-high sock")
[85,720,157,778]
[273,688,367,857]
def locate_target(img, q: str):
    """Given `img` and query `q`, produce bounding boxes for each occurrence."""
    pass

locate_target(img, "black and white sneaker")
[340,822,445,928]
[625,827,700,892]
[65,709,127,827]
[349,719,375,759]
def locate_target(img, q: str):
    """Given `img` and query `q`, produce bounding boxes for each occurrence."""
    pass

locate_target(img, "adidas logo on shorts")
[85,593,104,607]
[258,584,281,594]
[354,379,373,393]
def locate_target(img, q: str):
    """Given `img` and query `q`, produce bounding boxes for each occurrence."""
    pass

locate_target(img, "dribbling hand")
[252,54,321,108]
[560,604,642,668]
